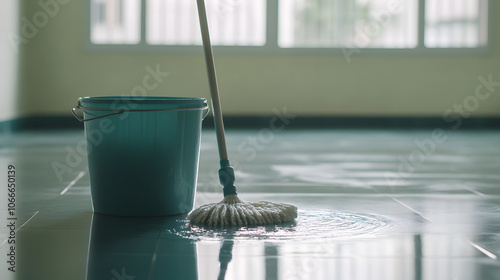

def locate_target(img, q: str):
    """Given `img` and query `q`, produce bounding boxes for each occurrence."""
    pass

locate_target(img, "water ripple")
[167,210,394,242]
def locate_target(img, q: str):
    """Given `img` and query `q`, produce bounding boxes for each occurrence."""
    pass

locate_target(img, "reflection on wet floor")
[0,129,499,280]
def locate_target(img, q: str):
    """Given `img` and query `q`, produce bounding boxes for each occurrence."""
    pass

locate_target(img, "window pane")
[279,0,418,48]
[425,0,487,48]
[91,0,141,44]
[146,0,266,46]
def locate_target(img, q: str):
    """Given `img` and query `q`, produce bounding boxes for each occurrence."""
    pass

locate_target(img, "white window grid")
[85,0,492,54]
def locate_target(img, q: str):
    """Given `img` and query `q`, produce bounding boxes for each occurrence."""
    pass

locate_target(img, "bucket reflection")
[86,213,198,280]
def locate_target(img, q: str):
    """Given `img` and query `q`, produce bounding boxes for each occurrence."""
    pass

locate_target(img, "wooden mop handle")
[196,0,229,162]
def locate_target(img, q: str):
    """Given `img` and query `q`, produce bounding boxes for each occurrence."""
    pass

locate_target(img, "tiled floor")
[1,129,499,280]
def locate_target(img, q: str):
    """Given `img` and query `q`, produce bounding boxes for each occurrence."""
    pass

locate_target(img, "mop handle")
[197,0,229,162]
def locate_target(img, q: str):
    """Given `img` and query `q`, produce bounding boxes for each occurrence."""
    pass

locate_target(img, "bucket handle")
[72,103,210,122]
[72,105,124,122]
[202,105,210,119]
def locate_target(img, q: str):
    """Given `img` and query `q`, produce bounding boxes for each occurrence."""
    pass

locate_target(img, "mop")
[188,0,298,227]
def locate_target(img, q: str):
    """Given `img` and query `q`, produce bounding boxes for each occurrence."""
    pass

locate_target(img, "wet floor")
[1,129,499,279]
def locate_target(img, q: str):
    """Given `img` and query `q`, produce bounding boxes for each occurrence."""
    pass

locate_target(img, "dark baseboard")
[0,119,20,134]
[203,116,500,130]
[1,116,84,132]
[0,115,499,133]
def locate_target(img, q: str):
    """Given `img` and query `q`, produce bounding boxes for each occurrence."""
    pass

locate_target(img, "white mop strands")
[187,194,298,227]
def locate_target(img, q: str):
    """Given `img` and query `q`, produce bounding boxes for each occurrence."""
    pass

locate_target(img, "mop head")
[188,194,298,227]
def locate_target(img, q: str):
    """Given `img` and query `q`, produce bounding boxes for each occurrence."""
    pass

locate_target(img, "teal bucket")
[72,96,208,217]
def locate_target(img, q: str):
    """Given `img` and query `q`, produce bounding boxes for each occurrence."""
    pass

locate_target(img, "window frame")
[84,0,493,55]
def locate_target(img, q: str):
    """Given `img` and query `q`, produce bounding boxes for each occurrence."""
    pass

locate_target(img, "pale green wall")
[0,0,19,122]
[20,0,500,117]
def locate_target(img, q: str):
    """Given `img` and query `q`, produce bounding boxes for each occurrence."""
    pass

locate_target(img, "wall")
[20,0,500,117]
[0,0,19,122]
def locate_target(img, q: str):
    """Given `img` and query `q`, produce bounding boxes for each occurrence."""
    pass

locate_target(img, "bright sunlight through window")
[279,0,418,48]
[89,0,488,50]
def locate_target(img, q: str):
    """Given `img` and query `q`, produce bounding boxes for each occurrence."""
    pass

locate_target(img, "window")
[88,0,489,52]
[146,0,266,45]
[90,0,141,44]
[279,0,418,48]
[425,0,488,47]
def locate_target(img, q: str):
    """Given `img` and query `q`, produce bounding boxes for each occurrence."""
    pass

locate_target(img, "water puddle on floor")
[168,210,394,242]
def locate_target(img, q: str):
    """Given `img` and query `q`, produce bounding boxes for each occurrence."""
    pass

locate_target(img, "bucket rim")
[79,96,207,105]
[73,96,210,122]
